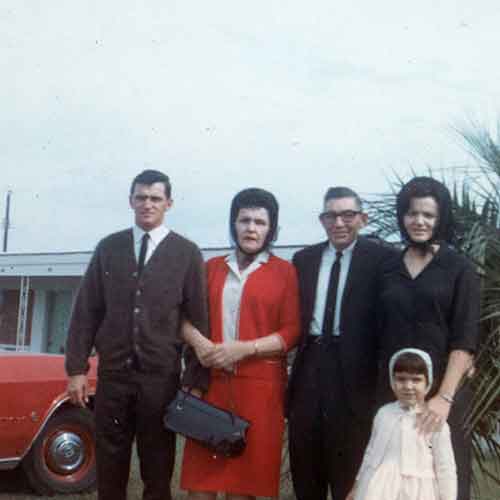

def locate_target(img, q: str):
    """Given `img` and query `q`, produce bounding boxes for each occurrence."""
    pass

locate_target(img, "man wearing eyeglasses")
[65,170,209,500]
[287,186,395,500]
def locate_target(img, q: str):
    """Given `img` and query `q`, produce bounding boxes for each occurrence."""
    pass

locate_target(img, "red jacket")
[207,254,301,381]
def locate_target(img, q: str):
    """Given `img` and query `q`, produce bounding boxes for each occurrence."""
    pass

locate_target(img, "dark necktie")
[137,233,150,276]
[322,251,343,337]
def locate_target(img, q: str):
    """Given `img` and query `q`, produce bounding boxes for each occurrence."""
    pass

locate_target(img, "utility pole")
[3,190,12,252]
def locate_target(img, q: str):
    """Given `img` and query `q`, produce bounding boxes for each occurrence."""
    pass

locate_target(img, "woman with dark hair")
[377,177,480,500]
[180,188,301,500]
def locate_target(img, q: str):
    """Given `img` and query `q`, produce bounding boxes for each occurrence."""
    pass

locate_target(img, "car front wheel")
[22,406,97,495]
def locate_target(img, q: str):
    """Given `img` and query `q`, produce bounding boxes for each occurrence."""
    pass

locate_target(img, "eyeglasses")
[319,210,362,224]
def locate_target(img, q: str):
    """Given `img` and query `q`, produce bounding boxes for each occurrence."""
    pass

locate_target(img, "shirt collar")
[133,225,169,246]
[399,243,452,276]
[396,401,425,415]
[225,249,270,265]
[327,238,357,256]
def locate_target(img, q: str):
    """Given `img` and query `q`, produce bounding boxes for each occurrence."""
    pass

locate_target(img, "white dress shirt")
[132,225,170,265]
[310,239,356,336]
[222,250,269,342]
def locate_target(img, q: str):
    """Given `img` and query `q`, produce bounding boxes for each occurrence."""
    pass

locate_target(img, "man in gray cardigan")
[65,170,209,500]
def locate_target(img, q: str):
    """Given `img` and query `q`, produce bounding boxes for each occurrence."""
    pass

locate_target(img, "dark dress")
[377,244,480,500]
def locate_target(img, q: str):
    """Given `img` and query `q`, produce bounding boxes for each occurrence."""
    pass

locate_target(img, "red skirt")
[181,372,286,497]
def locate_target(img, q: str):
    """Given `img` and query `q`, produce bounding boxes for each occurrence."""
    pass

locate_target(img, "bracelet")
[254,340,260,356]
[439,393,454,404]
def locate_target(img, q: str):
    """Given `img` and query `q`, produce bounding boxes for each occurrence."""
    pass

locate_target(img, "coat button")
[134,307,140,314]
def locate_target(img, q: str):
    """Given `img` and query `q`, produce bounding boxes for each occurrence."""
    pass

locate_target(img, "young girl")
[347,348,457,500]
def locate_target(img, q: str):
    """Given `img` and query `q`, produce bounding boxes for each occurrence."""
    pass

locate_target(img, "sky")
[2,1,500,252]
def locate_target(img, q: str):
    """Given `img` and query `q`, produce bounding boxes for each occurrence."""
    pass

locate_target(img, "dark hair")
[396,176,455,245]
[324,186,363,210]
[392,352,429,384]
[130,170,172,198]
[230,188,279,253]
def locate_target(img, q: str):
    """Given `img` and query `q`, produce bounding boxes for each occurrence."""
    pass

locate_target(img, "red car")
[0,351,98,495]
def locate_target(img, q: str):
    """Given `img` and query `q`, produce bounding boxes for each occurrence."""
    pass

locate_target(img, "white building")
[0,246,302,353]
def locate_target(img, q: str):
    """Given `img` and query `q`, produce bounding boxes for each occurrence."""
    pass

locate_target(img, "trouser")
[94,370,179,500]
[288,339,371,500]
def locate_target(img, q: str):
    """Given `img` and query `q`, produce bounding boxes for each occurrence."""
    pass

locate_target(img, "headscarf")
[396,176,455,249]
[389,348,434,395]
[229,188,279,255]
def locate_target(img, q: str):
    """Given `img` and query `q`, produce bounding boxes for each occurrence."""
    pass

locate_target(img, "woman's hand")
[417,395,450,434]
[345,487,356,500]
[203,340,254,371]
[417,350,471,434]
[192,335,216,367]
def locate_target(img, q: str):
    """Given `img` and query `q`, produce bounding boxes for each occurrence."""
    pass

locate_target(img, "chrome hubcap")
[47,432,85,474]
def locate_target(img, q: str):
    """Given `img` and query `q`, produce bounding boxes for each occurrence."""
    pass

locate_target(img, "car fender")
[0,354,98,469]
[20,388,96,462]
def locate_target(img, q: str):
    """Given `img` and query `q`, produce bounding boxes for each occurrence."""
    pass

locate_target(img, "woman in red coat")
[181,188,301,500]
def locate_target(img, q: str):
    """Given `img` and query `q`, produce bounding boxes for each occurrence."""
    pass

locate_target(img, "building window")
[46,290,74,354]
[0,288,34,350]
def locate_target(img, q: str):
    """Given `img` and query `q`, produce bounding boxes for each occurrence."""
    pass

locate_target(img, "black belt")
[306,334,341,346]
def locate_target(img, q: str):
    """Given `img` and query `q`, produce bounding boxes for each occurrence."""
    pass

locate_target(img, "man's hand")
[203,340,252,371]
[417,395,450,434]
[182,386,203,398]
[67,374,89,407]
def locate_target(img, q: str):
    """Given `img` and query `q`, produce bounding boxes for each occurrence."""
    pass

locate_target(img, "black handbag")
[163,383,250,458]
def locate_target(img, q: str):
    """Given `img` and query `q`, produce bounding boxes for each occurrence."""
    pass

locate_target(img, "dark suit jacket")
[287,236,396,418]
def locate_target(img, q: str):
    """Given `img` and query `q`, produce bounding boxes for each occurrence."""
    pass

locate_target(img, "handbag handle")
[224,372,238,424]
[183,370,239,425]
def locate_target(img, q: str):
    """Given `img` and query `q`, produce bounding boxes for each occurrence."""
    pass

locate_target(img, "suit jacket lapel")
[341,237,367,311]
[300,242,327,344]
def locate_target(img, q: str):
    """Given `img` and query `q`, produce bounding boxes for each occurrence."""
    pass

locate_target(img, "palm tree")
[457,123,500,490]
[365,122,500,490]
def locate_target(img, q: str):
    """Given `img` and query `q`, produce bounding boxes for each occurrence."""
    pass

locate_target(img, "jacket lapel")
[340,237,368,314]
[300,242,327,345]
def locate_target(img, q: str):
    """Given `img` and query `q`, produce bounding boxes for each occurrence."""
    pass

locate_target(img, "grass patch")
[0,440,497,499]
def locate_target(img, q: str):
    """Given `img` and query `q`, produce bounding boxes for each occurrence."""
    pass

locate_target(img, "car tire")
[22,406,97,495]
